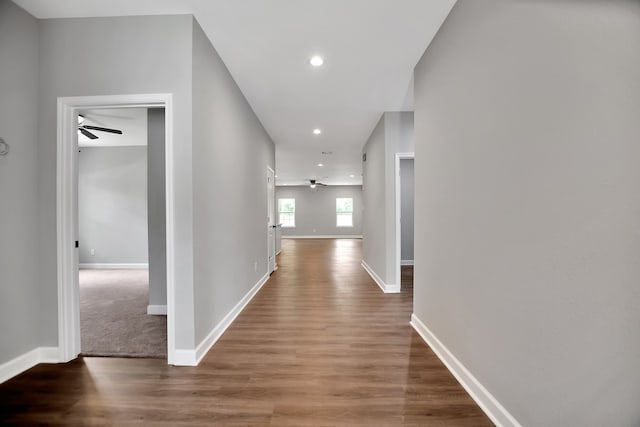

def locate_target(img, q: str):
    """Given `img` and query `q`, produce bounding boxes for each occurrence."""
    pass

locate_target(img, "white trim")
[401,260,414,266]
[0,347,60,384]
[411,314,522,427]
[172,273,271,366]
[0,349,40,384]
[395,153,415,292]
[57,98,81,363]
[147,305,168,315]
[171,349,197,366]
[282,235,363,239]
[39,347,61,363]
[79,263,148,269]
[56,94,176,365]
[361,260,400,293]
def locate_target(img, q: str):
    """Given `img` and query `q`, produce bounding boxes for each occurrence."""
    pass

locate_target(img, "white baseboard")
[361,260,400,293]
[401,260,414,266]
[0,347,60,384]
[171,272,271,367]
[79,263,149,269]
[171,349,197,366]
[282,235,363,239]
[410,314,522,427]
[147,305,167,315]
[39,347,60,363]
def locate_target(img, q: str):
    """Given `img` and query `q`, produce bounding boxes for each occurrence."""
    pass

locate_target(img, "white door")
[267,167,276,273]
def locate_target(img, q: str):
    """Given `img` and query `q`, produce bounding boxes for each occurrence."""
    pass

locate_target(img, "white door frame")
[395,152,415,290]
[56,93,176,364]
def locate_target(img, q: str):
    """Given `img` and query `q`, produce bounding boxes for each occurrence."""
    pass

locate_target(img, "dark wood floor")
[0,239,492,426]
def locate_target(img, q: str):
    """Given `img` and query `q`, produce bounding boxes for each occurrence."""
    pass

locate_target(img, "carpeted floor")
[79,269,167,359]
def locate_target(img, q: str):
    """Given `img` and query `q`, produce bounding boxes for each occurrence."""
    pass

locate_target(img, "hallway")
[0,239,491,425]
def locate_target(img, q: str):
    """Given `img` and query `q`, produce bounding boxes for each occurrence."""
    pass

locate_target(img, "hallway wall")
[362,112,414,290]
[191,19,276,352]
[0,0,41,368]
[413,0,640,425]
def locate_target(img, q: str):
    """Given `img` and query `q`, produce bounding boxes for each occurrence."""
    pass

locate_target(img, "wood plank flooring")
[0,238,492,426]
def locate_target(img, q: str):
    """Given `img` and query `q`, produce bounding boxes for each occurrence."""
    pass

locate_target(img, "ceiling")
[14,0,457,185]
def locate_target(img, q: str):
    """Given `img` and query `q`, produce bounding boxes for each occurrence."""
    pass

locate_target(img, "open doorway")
[77,107,166,358]
[395,153,415,294]
[399,158,415,295]
[57,94,177,364]
[267,166,277,274]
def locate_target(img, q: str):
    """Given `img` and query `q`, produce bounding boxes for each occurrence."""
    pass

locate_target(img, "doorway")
[77,107,166,358]
[56,94,177,364]
[395,153,415,292]
[267,166,276,274]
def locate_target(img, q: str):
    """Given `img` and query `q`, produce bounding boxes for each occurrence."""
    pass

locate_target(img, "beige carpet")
[79,269,167,358]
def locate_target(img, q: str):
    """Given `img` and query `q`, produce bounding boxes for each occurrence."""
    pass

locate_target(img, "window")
[336,198,353,227]
[278,198,296,227]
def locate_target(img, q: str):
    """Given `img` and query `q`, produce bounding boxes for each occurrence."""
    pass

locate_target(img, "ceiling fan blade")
[79,128,99,140]
[82,125,123,134]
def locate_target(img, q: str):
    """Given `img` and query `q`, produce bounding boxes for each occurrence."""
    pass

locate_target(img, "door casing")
[56,93,177,364]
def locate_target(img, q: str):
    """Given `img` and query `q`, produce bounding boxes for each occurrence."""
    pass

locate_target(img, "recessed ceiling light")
[318,163,323,167]
[313,128,322,135]
[310,56,324,67]
[349,174,355,178]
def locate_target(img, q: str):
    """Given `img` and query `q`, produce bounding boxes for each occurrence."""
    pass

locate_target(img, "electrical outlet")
[90,248,95,256]
[313,228,316,233]
[254,261,258,272]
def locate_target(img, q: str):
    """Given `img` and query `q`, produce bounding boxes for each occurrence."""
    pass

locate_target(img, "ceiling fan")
[309,179,327,189]
[78,115,123,140]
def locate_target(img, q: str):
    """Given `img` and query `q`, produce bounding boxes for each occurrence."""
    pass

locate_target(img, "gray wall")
[362,112,414,286]
[275,185,363,237]
[400,159,414,262]
[38,14,196,349]
[362,117,386,280]
[0,0,41,365]
[147,108,167,307]
[413,1,640,426]
[78,147,148,264]
[191,20,276,346]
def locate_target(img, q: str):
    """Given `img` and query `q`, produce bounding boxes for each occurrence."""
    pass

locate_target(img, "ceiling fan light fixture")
[317,163,323,167]
[313,128,322,135]
[310,183,316,189]
[310,56,324,67]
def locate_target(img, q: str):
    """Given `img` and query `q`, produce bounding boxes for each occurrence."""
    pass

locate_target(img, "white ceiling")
[14,0,456,185]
